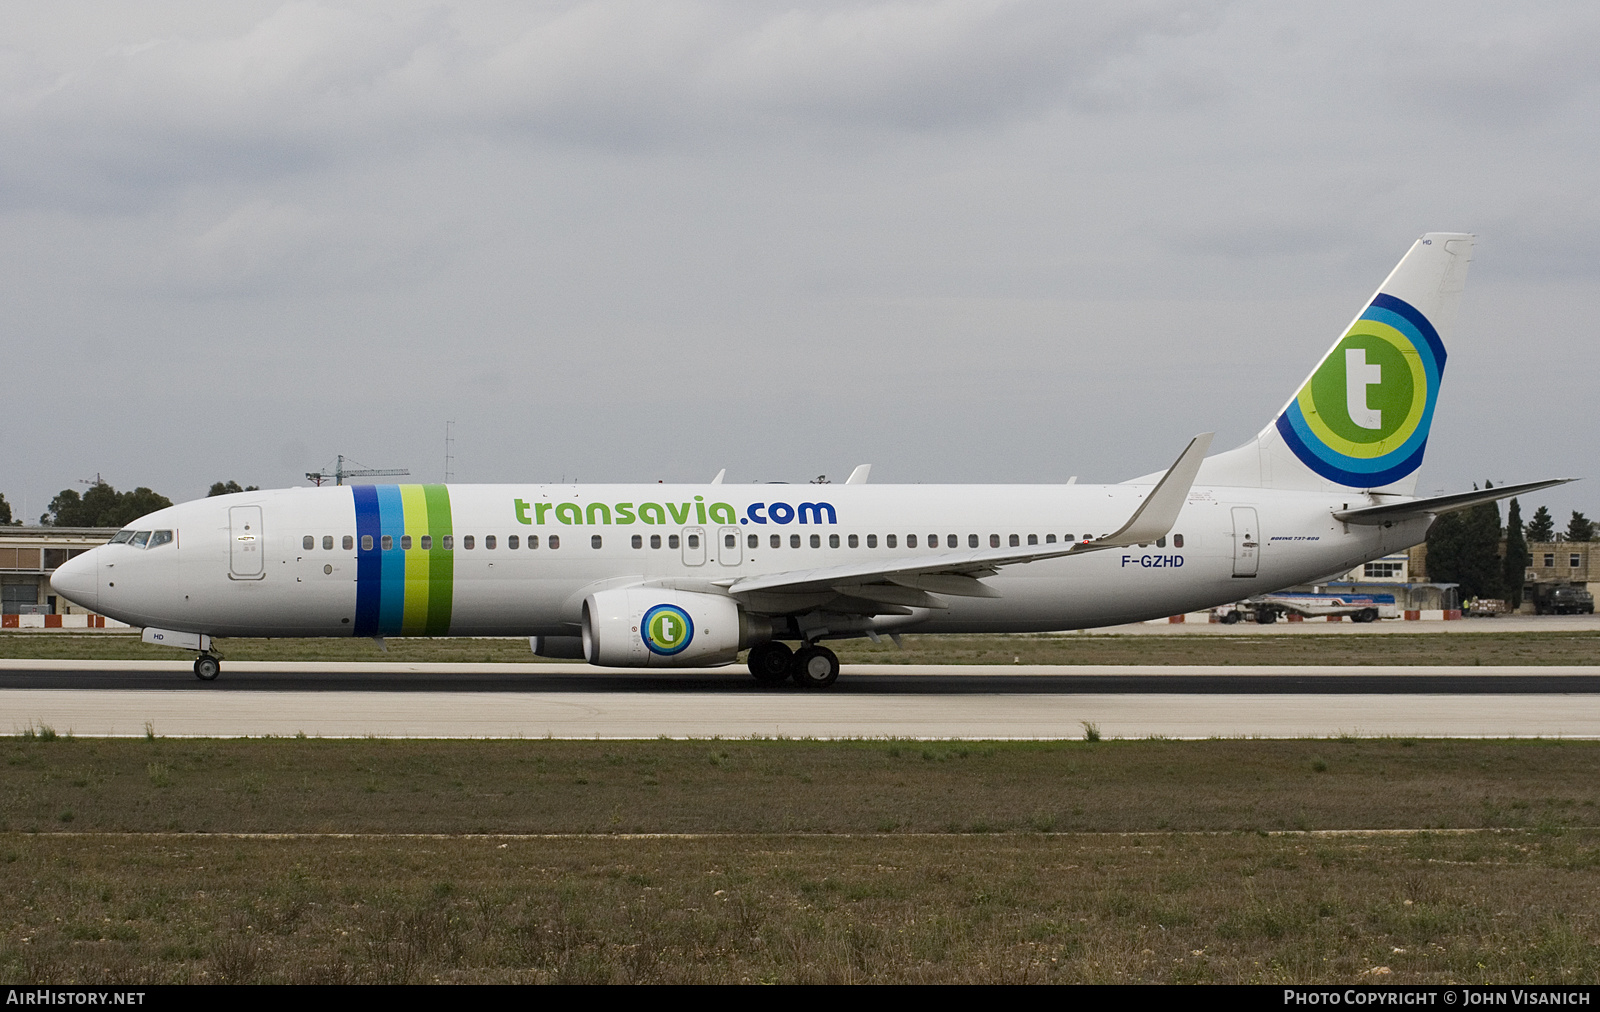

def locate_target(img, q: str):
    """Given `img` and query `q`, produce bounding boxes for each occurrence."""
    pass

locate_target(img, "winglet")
[846,464,871,485]
[711,468,726,485]
[1088,433,1214,548]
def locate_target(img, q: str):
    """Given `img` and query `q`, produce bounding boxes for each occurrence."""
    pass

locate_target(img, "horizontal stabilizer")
[1332,478,1575,525]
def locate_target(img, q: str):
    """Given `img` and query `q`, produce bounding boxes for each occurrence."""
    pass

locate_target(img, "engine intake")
[582,588,761,667]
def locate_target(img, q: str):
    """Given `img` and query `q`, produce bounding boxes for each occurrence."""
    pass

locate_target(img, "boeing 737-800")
[51,233,1569,686]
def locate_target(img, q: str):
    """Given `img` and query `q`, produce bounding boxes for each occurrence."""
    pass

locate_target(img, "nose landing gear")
[193,654,221,681]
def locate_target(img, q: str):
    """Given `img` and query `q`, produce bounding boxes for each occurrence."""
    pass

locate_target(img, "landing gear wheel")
[790,645,840,689]
[747,642,794,684]
[194,654,221,681]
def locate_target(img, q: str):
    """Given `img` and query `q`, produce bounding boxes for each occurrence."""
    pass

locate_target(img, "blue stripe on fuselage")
[352,485,382,637]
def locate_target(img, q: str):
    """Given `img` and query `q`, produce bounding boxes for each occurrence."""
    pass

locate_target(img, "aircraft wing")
[1332,478,1575,526]
[721,433,1213,609]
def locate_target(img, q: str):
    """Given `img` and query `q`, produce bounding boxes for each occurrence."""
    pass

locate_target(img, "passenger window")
[990,534,1000,548]
[810,534,821,548]
[669,535,680,549]
[420,535,432,550]
[828,534,839,548]
[381,535,393,551]
[592,535,603,549]
[443,535,454,550]
[770,534,780,548]
[725,534,736,548]
[149,530,173,548]
[548,535,560,549]
[633,535,643,549]
[886,534,897,548]
[529,535,540,549]
[485,535,496,550]
[968,534,979,548]
[748,534,759,549]
[1045,534,1056,544]
[687,534,699,549]
[651,535,661,549]
[1173,534,1184,548]
[848,534,859,548]
[947,535,958,548]
[1064,534,1074,543]
[320,535,332,550]
[867,535,877,548]
[906,534,917,548]
[343,535,354,550]
[362,535,373,551]
[1027,534,1037,546]
[303,535,314,550]
[790,534,800,548]
[1156,536,1166,548]
[401,535,412,550]
[509,535,520,549]
[464,535,475,550]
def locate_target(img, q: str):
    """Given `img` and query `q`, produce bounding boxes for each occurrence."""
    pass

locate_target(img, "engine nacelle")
[582,588,757,667]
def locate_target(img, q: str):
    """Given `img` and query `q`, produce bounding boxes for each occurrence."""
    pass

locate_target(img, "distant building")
[0,527,116,617]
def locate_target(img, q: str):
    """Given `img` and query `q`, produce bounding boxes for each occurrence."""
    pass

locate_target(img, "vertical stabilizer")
[1196,233,1472,494]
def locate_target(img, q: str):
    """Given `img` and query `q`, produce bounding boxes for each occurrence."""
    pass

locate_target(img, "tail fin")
[1197,232,1473,495]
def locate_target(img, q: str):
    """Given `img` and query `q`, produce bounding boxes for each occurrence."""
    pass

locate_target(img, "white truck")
[1214,592,1398,624]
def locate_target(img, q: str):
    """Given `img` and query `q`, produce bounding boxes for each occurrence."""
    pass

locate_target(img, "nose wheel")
[193,654,221,681]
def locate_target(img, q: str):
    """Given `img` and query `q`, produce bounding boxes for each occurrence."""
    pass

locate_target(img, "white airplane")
[51,233,1568,686]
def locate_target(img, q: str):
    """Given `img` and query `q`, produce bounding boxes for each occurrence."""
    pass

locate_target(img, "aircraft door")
[682,527,706,566]
[229,505,266,580]
[718,526,742,566]
[1231,507,1260,578]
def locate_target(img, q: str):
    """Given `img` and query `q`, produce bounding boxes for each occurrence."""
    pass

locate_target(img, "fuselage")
[51,481,1425,642]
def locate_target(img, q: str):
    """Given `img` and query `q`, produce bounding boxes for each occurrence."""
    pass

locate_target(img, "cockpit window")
[148,530,174,548]
[130,531,151,548]
[110,530,133,544]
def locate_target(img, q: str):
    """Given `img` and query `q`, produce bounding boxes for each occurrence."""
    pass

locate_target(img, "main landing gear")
[193,654,221,681]
[746,641,841,689]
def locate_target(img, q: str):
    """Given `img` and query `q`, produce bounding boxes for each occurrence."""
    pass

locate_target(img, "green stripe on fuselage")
[424,484,453,635]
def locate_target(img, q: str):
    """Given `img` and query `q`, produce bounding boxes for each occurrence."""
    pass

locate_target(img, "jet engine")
[582,588,764,667]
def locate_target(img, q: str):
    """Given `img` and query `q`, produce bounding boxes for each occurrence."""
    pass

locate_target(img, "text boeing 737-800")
[50,234,1571,687]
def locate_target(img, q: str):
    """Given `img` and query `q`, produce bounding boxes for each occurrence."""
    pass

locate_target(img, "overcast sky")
[3,1,1596,522]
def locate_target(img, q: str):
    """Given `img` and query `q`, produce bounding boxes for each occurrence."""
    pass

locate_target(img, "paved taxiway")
[3,660,1597,739]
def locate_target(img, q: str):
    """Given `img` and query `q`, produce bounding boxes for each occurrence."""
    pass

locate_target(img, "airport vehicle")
[1531,584,1595,615]
[1215,591,1397,624]
[51,234,1571,687]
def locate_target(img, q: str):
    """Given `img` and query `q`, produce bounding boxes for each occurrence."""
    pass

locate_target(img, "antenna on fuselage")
[305,455,410,487]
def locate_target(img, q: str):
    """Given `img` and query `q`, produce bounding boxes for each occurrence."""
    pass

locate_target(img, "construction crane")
[305,455,409,487]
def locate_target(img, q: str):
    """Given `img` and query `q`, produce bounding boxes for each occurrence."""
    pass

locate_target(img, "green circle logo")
[641,604,694,655]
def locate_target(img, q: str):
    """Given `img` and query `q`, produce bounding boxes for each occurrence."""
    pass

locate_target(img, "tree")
[0,493,13,525]
[39,482,173,528]
[208,480,260,497]
[1565,511,1595,543]
[1525,506,1555,543]
[1503,498,1530,610]
[1426,483,1503,600]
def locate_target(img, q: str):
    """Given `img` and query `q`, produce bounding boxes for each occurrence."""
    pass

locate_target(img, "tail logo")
[641,604,694,655]
[1276,293,1446,487]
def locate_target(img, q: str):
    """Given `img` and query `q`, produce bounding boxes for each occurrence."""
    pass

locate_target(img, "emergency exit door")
[1231,507,1259,578]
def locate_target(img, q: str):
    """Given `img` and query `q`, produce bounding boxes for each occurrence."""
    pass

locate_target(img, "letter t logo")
[1345,348,1382,430]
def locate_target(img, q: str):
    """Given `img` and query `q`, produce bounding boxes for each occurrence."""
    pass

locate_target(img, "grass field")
[3,737,1598,983]
[4,629,1600,665]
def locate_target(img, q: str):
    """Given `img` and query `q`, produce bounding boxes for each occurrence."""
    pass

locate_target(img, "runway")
[3,660,1597,739]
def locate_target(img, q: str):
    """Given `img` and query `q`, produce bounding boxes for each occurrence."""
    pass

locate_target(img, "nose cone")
[50,549,99,612]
